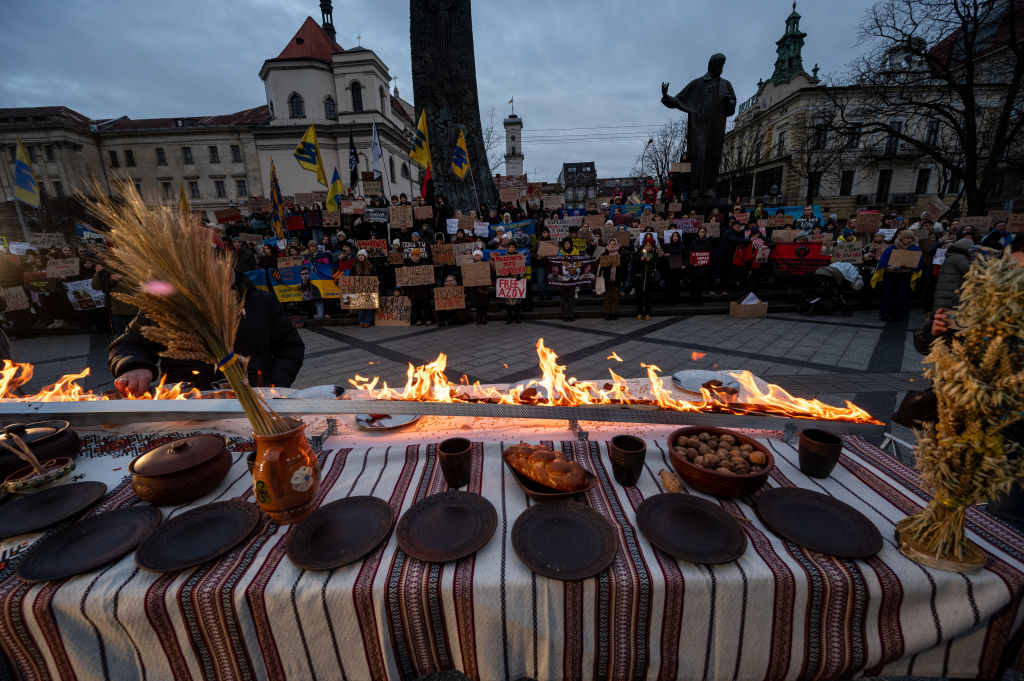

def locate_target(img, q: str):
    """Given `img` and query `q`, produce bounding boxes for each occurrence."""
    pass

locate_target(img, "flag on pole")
[409,110,431,170]
[13,140,40,208]
[371,122,383,180]
[269,159,286,241]
[508,97,514,105]
[325,167,344,212]
[348,130,359,190]
[293,124,328,186]
[451,130,470,181]
[421,165,431,199]
[178,182,190,216]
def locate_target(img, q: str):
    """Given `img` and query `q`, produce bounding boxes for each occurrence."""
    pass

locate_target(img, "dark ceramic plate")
[501,455,598,501]
[0,481,107,540]
[512,501,618,581]
[636,493,747,564]
[135,500,260,572]
[756,487,883,559]
[287,496,395,571]
[396,491,496,563]
[16,506,162,582]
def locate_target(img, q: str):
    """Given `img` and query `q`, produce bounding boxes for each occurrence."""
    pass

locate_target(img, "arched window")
[401,163,409,179]
[288,93,305,118]
[351,82,363,113]
[389,157,395,179]
[380,88,387,114]
[324,96,336,119]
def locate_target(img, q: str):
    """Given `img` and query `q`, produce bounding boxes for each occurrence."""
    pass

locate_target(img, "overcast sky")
[1,0,876,182]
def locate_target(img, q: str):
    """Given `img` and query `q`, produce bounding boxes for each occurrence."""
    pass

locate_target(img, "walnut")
[698,432,711,443]
[748,450,767,465]
[698,443,714,456]
[715,466,733,475]
[685,447,699,460]
[719,434,736,444]
[686,437,702,449]
[694,455,706,467]
[740,443,754,452]
[730,448,742,458]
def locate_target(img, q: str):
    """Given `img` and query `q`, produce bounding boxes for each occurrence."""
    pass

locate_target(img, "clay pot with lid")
[129,435,231,504]
[0,421,81,481]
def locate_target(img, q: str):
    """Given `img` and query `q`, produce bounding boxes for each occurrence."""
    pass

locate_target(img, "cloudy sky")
[2,0,876,182]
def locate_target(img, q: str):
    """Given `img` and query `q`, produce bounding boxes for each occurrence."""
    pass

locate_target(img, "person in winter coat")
[687,227,714,305]
[872,229,922,322]
[931,238,973,313]
[500,242,525,324]
[662,231,685,304]
[232,237,259,275]
[352,249,377,328]
[109,276,304,394]
[468,250,490,324]
[719,221,751,294]
[258,244,278,271]
[600,238,625,320]
[398,249,435,326]
[437,273,466,327]
[633,236,660,320]
[557,237,580,321]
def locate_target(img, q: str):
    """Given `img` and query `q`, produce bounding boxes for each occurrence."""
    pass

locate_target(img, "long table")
[0,418,1022,681]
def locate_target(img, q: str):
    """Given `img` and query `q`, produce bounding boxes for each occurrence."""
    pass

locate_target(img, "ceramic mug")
[798,429,843,478]
[609,435,646,486]
[438,438,473,489]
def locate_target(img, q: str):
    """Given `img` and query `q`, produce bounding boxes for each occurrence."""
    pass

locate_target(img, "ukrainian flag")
[13,140,40,208]
[325,167,344,212]
[293,124,328,187]
[269,160,286,241]
[451,130,470,181]
[410,110,431,170]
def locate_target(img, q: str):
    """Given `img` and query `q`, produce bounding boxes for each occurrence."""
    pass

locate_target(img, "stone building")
[557,162,597,210]
[503,114,524,177]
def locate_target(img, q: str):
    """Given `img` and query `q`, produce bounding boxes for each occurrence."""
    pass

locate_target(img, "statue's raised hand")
[661,82,670,96]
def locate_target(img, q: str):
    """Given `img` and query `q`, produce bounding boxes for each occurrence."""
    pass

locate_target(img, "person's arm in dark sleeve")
[107,312,161,379]
[267,298,304,387]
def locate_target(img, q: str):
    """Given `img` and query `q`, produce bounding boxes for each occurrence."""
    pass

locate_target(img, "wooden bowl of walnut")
[667,427,775,498]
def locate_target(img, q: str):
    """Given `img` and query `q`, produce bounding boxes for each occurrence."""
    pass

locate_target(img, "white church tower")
[503,113,524,177]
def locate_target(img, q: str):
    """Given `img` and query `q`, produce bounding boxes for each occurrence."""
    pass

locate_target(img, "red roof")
[99,106,270,132]
[0,106,93,130]
[274,16,343,64]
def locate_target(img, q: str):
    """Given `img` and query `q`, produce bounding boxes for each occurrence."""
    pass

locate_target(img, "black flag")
[348,129,359,192]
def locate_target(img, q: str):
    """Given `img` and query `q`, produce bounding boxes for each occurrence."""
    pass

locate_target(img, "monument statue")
[410,0,498,211]
[661,53,737,198]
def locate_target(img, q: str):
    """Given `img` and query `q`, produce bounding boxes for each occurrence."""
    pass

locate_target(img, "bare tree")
[828,0,1024,214]
[786,107,856,204]
[480,107,505,175]
[631,119,687,184]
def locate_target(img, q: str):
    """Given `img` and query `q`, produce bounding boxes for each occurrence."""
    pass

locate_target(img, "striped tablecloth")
[0,429,1022,681]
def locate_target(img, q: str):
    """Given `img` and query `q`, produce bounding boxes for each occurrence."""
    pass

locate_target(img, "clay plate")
[396,491,496,563]
[288,496,395,570]
[0,481,107,540]
[135,500,260,572]
[756,487,882,558]
[636,493,747,564]
[512,500,618,580]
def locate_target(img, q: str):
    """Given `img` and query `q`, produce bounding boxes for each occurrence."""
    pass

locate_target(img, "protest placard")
[496,278,526,299]
[363,207,390,224]
[676,217,701,233]
[281,195,295,206]
[809,233,831,243]
[453,243,475,265]
[546,255,597,287]
[363,181,383,196]
[453,215,472,233]
[923,196,949,220]
[639,213,653,228]
[29,232,63,249]
[771,228,799,243]
[461,261,492,287]
[702,222,721,238]
[277,256,305,269]
[312,190,328,203]
[473,221,490,237]
[855,212,882,233]
[932,248,948,266]
[960,215,991,230]
[537,240,559,257]
[442,218,459,235]
[889,249,922,269]
[395,265,435,287]
[64,280,104,310]
[770,214,789,227]
[987,210,1009,223]
[663,229,682,244]
[432,243,455,266]
[390,205,414,230]
[526,183,544,200]
[879,228,898,241]
[238,232,263,244]
[414,206,434,220]
[215,208,242,224]
[0,286,28,312]
[323,211,341,227]
[756,247,771,262]
[491,254,526,276]
[1007,214,1024,233]
[499,188,520,203]
[401,242,429,259]
[388,251,405,265]
[599,254,620,267]
[628,227,642,242]
[600,222,617,242]
[339,200,366,214]
[583,214,606,233]
[46,258,79,278]
[248,197,271,212]
[336,276,379,295]
[375,295,411,326]
[357,239,388,258]
[294,192,315,206]
[434,286,465,310]
[689,251,711,267]
[670,162,691,174]
[831,241,864,264]
[668,202,682,213]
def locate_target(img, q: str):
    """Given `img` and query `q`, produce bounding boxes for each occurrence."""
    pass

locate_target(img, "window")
[44,145,54,161]
[289,93,305,118]
[54,181,64,198]
[807,172,822,200]
[775,129,787,157]
[839,170,855,196]
[351,82,363,112]
[380,88,387,113]
[27,145,38,163]
[124,149,135,167]
[389,157,395,180]
[811,124,828,150]
[156,147,167,165]
[162,182,172,199]
[182,147,193,164]
[7,146,14,163]
[876,169,892,202]
[324,96,336,119]
[214,180,226,197]
[924,120,940,147]
[846,124,862,149]
[236,179,248,196]
[108,150,120,167]
[511,145,516,155]
[230,145,242,162]
[189,181,200,199]
[208,146,220,163]
[915,168,931,195]
[400,163,409,179]
[885,121,902,155]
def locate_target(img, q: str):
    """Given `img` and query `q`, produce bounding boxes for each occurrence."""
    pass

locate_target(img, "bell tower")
[503,114,524,176]
[320,0,336,42]
[770,2,808,84]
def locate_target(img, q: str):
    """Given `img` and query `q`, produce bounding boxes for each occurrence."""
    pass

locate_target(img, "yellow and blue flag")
[293,124,328,186]
[13,140,40,208]
[410,110,431,170]
[269,160,286,241]
[451,130,470,181]
[325,167,344,212]
[178,182,189,216]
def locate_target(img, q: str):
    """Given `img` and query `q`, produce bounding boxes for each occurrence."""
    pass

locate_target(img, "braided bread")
[503,443,588,492]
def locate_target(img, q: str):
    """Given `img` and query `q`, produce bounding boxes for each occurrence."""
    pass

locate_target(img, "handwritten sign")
[496,278,526,299]
[0,286,28,312]
[294,192,314,206]
[1007,214,1024,233]
[461,261,492,287]
[689,251,711,267]
[668,202,682,213]
[414,206,434,220]
[336,276,378,294]
[375,295,411,326]
[584,214,606,233]
[362,181,383,196]
[277,256,305,269]
[432,243,455,266]
[46,258,79,278]
[363,207,389,224]
[388,251,405,265]
[932,248,948,266]
[473,221,491,237]
[390,205,414,230]
[702,222,720,238]
[879,228,898,241]
[770,215,789,227]
[924,196,949,220]
[831,241,864,264]
[771,228,799,243]
[453,243,475,265]
[499,188,520,203]
[396,265,434,287]
[434,286,465,310]
[491,254,526,276]
[537,240,559,257]
[323,210,341,227]
[599,254,620,267]
[29,232,63,249]
[357,239,387,258]
[855,212,882,233]
[960,215,991,230]
[670,162,691,174]
[248,197,271,212]
[339,200,366,214]
[889,249,922,269]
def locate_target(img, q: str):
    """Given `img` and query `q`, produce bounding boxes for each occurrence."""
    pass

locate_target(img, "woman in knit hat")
[557,236,579,321]
[468,250,490,324]
[352,248,377,328]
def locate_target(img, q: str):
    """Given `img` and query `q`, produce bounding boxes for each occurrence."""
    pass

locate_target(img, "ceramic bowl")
[5,456,76,494]
[667,426,774,498]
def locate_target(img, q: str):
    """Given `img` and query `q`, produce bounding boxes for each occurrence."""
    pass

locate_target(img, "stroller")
[797,265,861,316]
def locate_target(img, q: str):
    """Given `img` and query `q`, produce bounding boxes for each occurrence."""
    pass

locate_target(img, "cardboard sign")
[702,222,720,238]
[46,258,79,278]
[770,228,798,243]
[628,227,642,242]
[855,212,882,233]
[453,243,475,265]
[432,243,455,266]
[363,207,390,224]
[960,215,991,230]
[583,214,606,233]
[323,211,341,227]
[526,182,544,199]
[281,195,295,206]
[599,254,620,267]
[536,240,559,257]
[473,221,491,237]
[676,217,700,233]
[668,202,682,213]
[924,196,949,220]
[499,188,520,203]
[670,162,691,174]
[248,197,271,212]
[395,265,435,287]
[932,248,948,266]
[237,232,263,244]
[362,181,383,196]
[491,254,526,276]
[357,239,387,258]
[831,241,864,264]
[215,207,242,224]
[390,205,414,230]
[461,261,492,287]
[987,210,1009,224]
[689,251,711,267]
[339,200,366,214]
[401,242,428,259]
[375,295,411,326]
[663,229,683,244]
[889,249,922,269]
[414,205,434,220]
[336,276,378,294]
[434,286,465,310]
[1007,214,1024,233]
[456,215,474,233]
[808,233,831,243]
[277,256,305,269]
[388,251,405,265]
[294,192,314,206]
[771,215,790,227]
[29,232,63,249]
[64,279,104,310]
[496,277,526,299]
[312,190,328,203]
[0,286,28,312]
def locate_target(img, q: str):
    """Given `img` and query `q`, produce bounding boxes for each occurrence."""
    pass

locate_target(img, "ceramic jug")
[251,418,320,524]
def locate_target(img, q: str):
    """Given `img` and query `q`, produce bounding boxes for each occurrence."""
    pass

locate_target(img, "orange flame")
[691,351,707,361]
[607,352,623,362]
[348,339,881,424]
[0,360,201,401]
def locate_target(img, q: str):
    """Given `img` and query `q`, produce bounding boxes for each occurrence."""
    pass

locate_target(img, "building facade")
[503,114,524,177]
[557,162,597,210]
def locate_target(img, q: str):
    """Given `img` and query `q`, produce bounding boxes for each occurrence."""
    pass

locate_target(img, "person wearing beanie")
[352,248,377,327]
[872,229,922,322]
[469,250,490,324]
[557,236,578,321]
[500,241,525,324]
[399,249,434,326]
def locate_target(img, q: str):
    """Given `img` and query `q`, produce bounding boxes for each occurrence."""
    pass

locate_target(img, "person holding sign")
[600,238,625,320]
[398,249,435,326]
[663,231,685,305]
[558,237,580,322]
[500,242,525,324]
[633,236,661,320]
[871,230,922,322]
[469,250,490,324]
[353,250,377,328]
[687,226,714,305]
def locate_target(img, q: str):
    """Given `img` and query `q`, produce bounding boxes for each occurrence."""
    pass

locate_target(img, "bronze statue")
[661,53,737,198]
[411,0,498,211]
